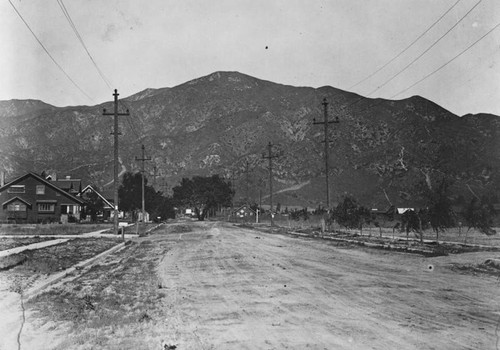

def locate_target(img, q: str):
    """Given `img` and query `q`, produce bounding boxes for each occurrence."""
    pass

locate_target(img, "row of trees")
[82,172,496,242]
[172,175,233,220]
[83,172,234,222]
[118,172,175,221]
[331,179,496,242]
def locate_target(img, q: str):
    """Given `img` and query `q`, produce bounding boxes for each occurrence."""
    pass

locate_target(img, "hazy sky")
[1,0,498,116]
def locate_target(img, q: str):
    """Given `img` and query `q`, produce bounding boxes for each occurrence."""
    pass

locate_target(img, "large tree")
[331,195,371,234]
[172,175,233,221]
[119,172,174,221]
[464,196,496,238]
[420,177,456,243]
[118,172,144,215]
[80,186,104,222]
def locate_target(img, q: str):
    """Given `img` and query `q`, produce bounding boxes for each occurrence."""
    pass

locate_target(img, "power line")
[391,21,500,99]
[118,100,143,141]
[8,0,94,102]
[349,0,462,90]
[347,21,499,116]
[56,0,113,90]
[366,0,483,97]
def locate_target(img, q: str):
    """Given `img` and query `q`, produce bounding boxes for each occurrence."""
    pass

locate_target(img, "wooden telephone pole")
[313,98,339,209]
[228,169,236,222]
[151,165,159,190]
[135,144,151,223]
[103,89,129,238]
[262,142,279,226]
[241,161,253,204]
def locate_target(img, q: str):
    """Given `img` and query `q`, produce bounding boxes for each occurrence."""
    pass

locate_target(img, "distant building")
[396,207,415,215]
[52,175,82,195]
[79,185,115,221]
[0,172,84,223]
[233,205,256,221]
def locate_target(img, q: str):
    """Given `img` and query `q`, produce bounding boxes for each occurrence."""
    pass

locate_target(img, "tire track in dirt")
[157,222,500,349]
[157,226,210,349]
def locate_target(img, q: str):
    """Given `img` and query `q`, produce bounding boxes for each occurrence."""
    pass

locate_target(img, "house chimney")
[66,175,71,180]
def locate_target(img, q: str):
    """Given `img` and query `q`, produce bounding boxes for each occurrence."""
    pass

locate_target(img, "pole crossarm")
[102,89,129,237]
[312,98,340,209]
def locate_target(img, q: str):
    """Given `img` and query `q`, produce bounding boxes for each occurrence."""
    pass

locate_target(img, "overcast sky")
[1,0,498,116]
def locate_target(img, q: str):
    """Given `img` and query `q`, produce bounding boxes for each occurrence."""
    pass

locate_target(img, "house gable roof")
[2,196,32,208]
[80,185,114,209]
[53,178,82,192]
[0,172,84,205]
[233,205,256,214]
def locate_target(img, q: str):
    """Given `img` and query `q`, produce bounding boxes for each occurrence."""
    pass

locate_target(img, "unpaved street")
[2,220,499,349]
[157,221,500,349]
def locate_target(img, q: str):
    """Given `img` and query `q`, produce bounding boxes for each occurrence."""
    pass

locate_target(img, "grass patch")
[0,252,28,270]
[27,239,169,350]
[0,223,112,236]
[1,238,122,293]
[0,236,56,251]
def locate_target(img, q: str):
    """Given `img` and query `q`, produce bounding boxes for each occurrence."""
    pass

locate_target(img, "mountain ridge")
[1,71,499,209]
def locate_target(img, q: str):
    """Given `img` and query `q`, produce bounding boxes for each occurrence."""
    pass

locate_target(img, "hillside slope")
[1,71,499,208]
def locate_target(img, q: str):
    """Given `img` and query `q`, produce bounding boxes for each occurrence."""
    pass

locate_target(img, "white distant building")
[396,208,414,214]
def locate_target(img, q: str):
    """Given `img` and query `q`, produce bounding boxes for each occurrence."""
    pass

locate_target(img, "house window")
[37,203,55,212]
[7,203,27,211]
[36,185,45,195]
[8,185,25,194]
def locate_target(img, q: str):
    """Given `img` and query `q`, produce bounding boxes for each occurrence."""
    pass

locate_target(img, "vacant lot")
[2,221,500,349]
[0,236,56,251]
[0,238,122,292]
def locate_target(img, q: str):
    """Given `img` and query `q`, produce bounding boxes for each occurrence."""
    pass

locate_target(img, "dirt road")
[157,221,500,349]
[3,220,499,349]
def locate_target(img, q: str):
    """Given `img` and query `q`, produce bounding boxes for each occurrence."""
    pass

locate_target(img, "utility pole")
[262,142,279,226]
[228,170,236,222]
[313,98,339,210]
[103,89,129,238]
[151,165,159,190]
[241,161,253,204]
[135,144,151,223]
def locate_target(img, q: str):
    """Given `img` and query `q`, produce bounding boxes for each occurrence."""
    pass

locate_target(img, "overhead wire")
[7,0,94,102]
[333,0,489,119]
[390,21,500,99]
[366,0,483,97]
[118,99,143,142]
[346,20,500,117]
[56,0,113,90]
[349,0,462,90]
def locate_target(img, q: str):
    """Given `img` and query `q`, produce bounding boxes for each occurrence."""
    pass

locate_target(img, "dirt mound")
[483,258,500,269]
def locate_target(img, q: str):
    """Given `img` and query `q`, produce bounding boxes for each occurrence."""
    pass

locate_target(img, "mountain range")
[1,71,499,209]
